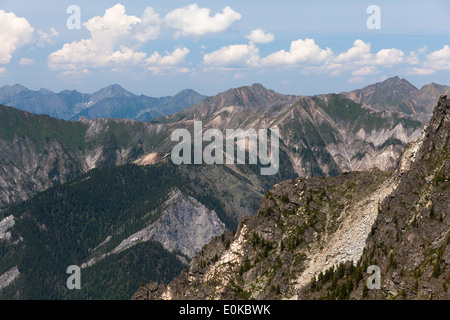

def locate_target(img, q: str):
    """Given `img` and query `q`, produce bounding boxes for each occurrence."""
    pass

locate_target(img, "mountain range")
[0,77,448,299]
[133,95,449,300]
[0,84,207,121]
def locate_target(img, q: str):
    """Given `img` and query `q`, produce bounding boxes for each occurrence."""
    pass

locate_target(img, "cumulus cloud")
[374,48,404,66]
[352,66,378,76]
[334,40,372,64]
[246,29,274,44]
[84,4,160,48]
[165,4,241,37]
[49,39,147,71]
[407,67,436,75]
[0,10,34,64]
[203,43,259,66]
[425,45,450,70]
[334,40,404,67]
[37,27,59,47]
[48,4,160,72]
[146,47,190,74]
[262,38,333,65]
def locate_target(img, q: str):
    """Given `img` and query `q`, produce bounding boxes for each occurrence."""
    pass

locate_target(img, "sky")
[0,0,450,97]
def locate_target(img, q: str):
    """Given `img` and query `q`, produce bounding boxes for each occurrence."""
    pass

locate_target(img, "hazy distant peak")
[91,84,136,101]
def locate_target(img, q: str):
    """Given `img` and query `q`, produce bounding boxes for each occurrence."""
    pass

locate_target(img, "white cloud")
[348,76,364,83]
[334,40,404,67]
[0,10,34,64]
[49,39,147,71]
[147,47,189,66]
[37,27,58,47]
[84,4,160,48]
[262,38,333,65]
[246,29,274,44]
[374,48,404,66]
[203,43,259,66]
[134,7,162,43]
[334,40,371,64]
[19,58,35,65]
[0,67,7,75]
[406,46,427,65]
[146,47,190,74]
[48,4,160,72]
[165,4,241,37]
[352,66,378,76]
[425,45,450,70]
[407,67,436,75]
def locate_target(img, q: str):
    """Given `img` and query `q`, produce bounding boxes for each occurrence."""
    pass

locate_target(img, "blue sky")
[1,0,450,96]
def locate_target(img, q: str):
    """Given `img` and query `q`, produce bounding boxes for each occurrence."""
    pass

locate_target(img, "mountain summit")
[342,76,450,115]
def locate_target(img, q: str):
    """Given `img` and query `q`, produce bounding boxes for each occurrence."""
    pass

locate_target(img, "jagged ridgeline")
[0,80,441,300]
[133,96,449,300]
[0,82,426,211]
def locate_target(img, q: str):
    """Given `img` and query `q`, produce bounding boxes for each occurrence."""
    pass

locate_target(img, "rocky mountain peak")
[430,95,450,131]
[91,84,136,101]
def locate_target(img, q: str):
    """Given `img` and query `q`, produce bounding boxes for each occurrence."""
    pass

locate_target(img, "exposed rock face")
[133,96,449,300]
[0,135,83,210]
[80,188,226,269]
[134,169,393,300]
[0,215,15,241]
[112,189,226,258]
[0,266,20,291]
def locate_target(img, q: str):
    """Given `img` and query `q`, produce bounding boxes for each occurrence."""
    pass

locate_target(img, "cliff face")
[133,96,449,300]
[299,95,449,300]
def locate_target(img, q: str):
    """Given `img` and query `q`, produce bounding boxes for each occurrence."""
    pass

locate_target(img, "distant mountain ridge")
[0,84,207,121]
[341,76,450,115]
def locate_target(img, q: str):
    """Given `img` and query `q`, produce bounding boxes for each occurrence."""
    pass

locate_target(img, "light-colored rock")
[0,215,15,241]
[112,189,226,258]
[0,266,20,291]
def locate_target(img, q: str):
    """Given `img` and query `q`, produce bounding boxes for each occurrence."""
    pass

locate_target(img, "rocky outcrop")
[80,188,226,270]
[112,189,226,258]
[0,266,20,291]
[0,215,15,241]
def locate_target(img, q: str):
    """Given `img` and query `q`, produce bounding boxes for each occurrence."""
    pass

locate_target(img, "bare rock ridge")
[132,95,449,300]
[0,215,15,241]
[111,189,226,259]
[0,266,20,291]
[81,189,226,269]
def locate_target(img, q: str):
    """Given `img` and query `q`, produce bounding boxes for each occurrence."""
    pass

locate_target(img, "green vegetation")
[0,104,87,152]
